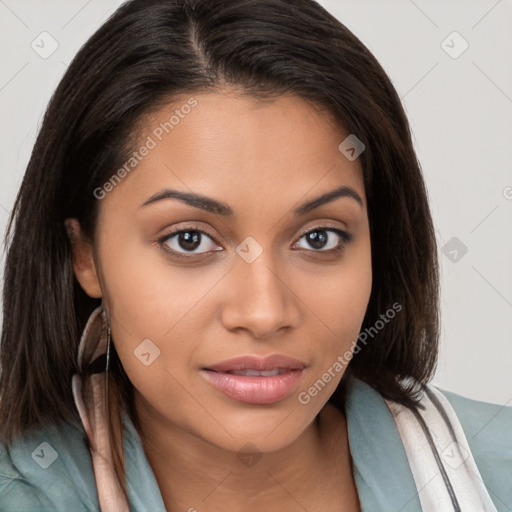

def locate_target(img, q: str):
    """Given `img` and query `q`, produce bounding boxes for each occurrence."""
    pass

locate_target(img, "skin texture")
[67,89,372,511]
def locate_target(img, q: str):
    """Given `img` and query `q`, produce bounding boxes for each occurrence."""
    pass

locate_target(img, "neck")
[133,393,356,512]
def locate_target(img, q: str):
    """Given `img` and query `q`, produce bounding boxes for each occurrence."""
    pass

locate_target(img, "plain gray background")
[0,0,511,405]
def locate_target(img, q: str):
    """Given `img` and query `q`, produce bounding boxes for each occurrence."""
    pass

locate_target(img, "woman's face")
[73,89,372,453]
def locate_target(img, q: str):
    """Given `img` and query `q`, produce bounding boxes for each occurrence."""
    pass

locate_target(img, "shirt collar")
[344,375,422,511]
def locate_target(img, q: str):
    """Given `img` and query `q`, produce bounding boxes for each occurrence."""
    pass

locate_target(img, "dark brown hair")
[0,0,439,500]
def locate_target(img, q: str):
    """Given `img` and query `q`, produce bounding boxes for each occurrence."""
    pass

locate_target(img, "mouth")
[200,367,304,404]
[200,354,307,404]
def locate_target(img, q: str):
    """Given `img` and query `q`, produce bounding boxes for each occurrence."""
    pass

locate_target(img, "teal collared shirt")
[1,378,511,511]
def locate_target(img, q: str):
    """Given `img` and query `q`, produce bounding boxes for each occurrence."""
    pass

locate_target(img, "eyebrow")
[139,185,363,216]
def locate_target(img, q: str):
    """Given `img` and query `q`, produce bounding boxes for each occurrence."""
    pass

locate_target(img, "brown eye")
[294,226,353,253]
[159,228,222,258]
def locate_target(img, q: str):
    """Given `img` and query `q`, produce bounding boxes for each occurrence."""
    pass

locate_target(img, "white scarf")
[385,385,497,511]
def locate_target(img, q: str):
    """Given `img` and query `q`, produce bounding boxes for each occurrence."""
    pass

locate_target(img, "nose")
[220,252,301,339]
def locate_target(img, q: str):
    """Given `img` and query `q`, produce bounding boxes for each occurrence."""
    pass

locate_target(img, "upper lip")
[204,354,307,372]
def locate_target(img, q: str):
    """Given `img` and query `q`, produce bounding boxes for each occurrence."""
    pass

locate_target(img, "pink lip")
[201,355,307,404]
[203,354,307,372]
[200,368,304,404]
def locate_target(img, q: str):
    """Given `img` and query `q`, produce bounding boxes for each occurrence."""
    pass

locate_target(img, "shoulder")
[0,416,99,511]
[435,385,512,510]
[0,442,50,510]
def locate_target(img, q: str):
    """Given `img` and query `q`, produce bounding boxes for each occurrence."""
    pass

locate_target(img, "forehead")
[104,89,366,215]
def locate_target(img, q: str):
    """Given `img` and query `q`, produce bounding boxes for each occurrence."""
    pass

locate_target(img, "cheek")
[98,227,224,337]
[99,236,230,408]
[298,278,371,404]
[309,273,371,359]
[314,240,372,333]
[303,236,372,374]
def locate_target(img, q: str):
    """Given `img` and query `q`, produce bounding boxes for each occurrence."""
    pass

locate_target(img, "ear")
[64,218,102,299]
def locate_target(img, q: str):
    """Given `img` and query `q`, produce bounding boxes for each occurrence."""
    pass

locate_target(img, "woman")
[0,0,510,510]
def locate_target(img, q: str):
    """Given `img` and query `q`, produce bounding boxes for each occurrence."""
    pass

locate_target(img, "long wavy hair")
[0,0,439,500]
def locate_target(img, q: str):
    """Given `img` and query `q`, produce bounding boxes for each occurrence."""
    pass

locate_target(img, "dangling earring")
[103,305,113,397]
[104,304,111,370]
[71,303,130,511]
[74,303,110,376]
[72,302,109,437]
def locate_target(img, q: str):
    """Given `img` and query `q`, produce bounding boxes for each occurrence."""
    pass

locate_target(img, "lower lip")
[200,369,304,404]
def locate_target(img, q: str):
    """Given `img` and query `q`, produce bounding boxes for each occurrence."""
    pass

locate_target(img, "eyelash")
[157,224,353,260]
